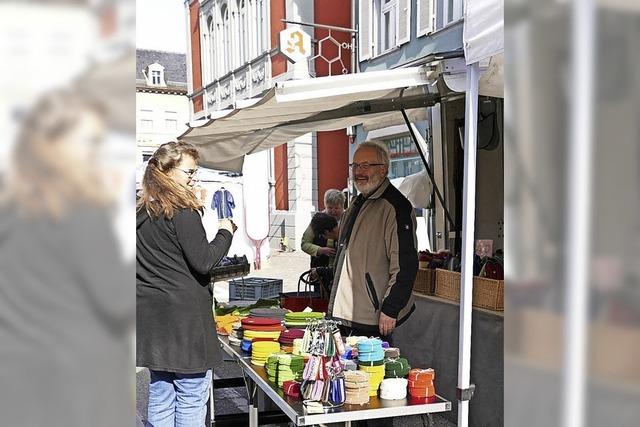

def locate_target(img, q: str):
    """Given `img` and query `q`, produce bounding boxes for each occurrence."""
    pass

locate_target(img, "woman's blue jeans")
[146,369,212,427]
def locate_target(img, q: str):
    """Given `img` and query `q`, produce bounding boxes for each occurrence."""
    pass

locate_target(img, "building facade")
[185,0,352,251]
[136,49,190,164]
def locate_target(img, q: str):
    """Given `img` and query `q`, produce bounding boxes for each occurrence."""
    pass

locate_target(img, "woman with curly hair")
[136,141,236,426]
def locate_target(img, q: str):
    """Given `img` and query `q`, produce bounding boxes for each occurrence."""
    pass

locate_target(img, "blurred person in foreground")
[328,142,418,342]
[301,189,345,267]
[136,141,237,426]
[0,89,134,426]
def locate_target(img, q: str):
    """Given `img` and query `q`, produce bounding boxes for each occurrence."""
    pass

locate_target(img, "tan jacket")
[328,179,417,330]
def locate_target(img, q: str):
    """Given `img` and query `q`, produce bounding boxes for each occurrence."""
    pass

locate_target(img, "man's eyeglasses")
[349,162,385,171]
[175,167,199,178]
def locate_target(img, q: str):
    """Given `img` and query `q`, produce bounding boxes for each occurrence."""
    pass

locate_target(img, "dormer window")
[151,70,161,85]
[145,62,166,87]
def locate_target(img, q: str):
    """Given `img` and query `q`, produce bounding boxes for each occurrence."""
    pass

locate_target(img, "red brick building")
[184,0,352,249]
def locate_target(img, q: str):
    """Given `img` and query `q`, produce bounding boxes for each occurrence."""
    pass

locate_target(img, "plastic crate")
[229,277,283,301]
[210,258,250,282]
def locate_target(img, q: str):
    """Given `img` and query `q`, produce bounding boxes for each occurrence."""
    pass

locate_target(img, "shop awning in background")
[178,67,438,171]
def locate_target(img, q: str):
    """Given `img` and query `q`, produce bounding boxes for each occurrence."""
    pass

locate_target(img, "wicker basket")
[434,269,504,311]
[413,269,436,295]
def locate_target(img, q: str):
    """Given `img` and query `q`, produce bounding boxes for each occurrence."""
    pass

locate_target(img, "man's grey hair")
[324,189,345,207]
[356,141,390,169]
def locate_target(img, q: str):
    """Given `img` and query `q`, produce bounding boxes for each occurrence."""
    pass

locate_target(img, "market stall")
[180,31,504,425]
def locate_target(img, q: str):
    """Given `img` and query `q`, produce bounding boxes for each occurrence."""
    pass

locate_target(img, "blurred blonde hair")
[137,141,202,219]
[5,89,109,219]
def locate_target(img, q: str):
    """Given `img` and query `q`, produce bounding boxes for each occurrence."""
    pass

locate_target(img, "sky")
[136,0,186,53]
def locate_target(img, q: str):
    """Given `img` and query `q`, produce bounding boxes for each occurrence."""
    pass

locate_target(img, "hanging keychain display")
[300,319,346,411]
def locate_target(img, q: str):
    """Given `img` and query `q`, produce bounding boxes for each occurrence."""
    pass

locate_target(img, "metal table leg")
[244,374,259,427]
[209,380,215,425]
[249,403,258,427]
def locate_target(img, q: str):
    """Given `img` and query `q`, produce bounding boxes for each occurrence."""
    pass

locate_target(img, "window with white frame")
[435,0,463,30]
[231,4,238,69]
[215,9,223,78]
[416,0,434,38]
[257,0,265,54]
[201,16,209,84]
[205,15,215,83]
[139,119,153,131]
[145,63,166,86]
[151,71,161,85]
[359,0,411,61]
[221,4,230,74]
[204,0,265,81]
[379,0,397,54]
[237,0,246,65]
[383,135,424,179]
[165,119,178,131]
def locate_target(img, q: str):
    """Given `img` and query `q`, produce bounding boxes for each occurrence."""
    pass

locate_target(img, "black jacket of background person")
[136,207,232,373]
[310,233,330,268]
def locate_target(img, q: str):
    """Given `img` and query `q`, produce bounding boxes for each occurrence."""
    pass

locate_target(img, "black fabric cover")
[393,294,504,427]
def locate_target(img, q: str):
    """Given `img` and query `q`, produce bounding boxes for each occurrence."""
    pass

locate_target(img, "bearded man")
[328,141,418,343]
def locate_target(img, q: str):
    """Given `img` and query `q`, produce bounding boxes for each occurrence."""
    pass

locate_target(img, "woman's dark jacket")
[136,207,232,373]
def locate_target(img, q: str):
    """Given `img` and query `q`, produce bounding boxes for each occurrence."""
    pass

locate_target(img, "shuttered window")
[358,0,373,61]
[360,0,415,60]
[433,0,462,31]
[397,0,411,45]
[416,0,433,37]
[380,0,397,53]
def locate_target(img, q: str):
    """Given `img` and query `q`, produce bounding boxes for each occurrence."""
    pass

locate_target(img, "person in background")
[301,189,345,268]
[328,141,418,343]
[309,212,339,266]
[136,141,237,427]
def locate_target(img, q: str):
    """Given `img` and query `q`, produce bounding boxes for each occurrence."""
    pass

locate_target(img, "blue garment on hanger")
[211,188,235,219]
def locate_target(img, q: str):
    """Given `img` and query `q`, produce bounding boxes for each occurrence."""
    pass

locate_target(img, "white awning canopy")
[464,0,504,64]
[178,67,438,171]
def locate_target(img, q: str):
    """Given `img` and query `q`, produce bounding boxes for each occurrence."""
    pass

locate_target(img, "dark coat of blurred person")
[0,90,135,427]
[136,141,236,426]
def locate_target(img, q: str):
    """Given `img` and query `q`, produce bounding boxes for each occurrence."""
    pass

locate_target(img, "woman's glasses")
[174,167,199,178]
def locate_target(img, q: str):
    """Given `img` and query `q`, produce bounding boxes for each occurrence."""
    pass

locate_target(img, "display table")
[394,293,504,426]
[217,335,452,426]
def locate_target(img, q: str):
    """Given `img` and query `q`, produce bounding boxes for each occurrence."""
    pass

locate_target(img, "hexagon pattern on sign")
[279,27,312,63]
[310,29,351,76]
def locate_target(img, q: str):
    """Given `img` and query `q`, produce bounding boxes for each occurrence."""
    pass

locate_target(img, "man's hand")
[378,312,397,336]
[317,247,336,257]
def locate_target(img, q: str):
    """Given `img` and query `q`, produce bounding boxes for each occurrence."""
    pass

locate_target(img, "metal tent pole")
[456,62,480,427]
[562,0,595,426]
